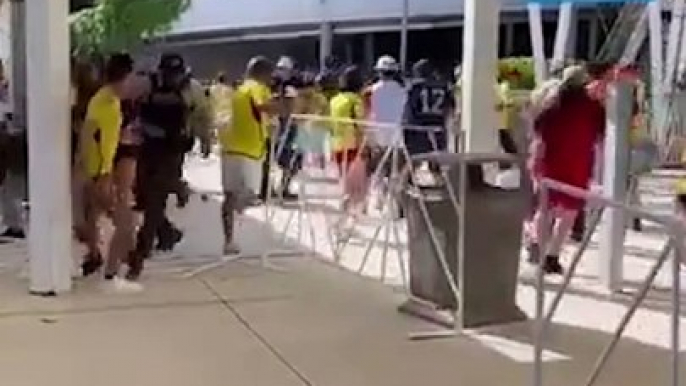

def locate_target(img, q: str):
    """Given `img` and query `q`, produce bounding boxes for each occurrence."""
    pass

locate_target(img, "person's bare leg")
[82,185,104,276]
[222,192,239,254]
[547,209,577,256]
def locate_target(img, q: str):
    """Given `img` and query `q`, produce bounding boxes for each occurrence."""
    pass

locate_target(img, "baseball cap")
[277,56,295,71]
[374,55,399,72]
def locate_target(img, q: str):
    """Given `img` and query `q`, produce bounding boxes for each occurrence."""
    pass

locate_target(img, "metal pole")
[319,0,332,71]
[533,185,550,386]
[671,234,682,386]
[399,0,409,71]
[584,241,674,386]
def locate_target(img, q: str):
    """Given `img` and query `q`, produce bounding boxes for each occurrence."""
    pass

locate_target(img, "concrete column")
[552,2,575,68]
[599,82,633,293]
[364,33,375,70]
[527,3,547,83]
[26,0,72,294]
[461,0,499,152]
[319,21,333,71]
[9,0,26,129]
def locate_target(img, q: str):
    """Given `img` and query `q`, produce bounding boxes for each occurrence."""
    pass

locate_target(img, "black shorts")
[404,130,447,156]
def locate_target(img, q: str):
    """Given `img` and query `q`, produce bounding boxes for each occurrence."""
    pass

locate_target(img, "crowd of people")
[0,49,681,293]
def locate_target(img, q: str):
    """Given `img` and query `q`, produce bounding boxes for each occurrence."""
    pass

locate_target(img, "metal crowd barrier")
[534,178,683,386]
[281,113,460,289]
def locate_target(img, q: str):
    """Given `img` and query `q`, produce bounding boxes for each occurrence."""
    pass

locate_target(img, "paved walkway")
[0,155,684,386]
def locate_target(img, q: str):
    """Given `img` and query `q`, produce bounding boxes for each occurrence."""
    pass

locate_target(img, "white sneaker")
[102,277,144,294]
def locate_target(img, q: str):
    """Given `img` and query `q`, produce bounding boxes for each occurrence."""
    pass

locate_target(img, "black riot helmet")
[158,52,188,89]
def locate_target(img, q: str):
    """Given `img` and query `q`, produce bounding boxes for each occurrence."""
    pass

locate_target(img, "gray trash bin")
[399,153,528,329]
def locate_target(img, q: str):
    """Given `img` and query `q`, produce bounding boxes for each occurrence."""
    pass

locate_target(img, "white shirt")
[369,80,407,147]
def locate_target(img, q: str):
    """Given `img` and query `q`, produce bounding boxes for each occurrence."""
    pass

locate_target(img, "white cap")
[374,55,399,72]
[277,56,295,70]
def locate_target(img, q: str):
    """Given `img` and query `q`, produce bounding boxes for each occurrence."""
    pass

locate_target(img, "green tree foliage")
[70,0,191,55]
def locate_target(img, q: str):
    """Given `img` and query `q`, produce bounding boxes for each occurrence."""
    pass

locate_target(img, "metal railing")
[533,178,684,386]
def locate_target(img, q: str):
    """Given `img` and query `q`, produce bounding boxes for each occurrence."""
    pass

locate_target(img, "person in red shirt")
[526,65,607,274]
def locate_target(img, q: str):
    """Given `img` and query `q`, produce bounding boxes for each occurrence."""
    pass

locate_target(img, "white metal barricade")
[533,178,683,386]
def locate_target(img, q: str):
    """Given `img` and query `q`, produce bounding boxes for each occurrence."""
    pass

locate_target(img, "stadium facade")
[157,0,634,78]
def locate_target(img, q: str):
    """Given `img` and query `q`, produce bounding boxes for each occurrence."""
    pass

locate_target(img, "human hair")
[246,56,274,80]
[339,65,364,93]
[104,53,134,84]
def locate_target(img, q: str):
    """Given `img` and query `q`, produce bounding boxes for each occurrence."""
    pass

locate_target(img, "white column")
[599,82,633,293]
[319,22,333,71]
[461,0,499,152]
[620,10,648,66]
[26,0,72,294]
[552,2,574,68]
[527,2,547,83]
[648,1,666,145]
[665,0,685,89]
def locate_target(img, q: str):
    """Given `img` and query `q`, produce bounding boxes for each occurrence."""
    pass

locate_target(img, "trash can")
[399,153,528,329]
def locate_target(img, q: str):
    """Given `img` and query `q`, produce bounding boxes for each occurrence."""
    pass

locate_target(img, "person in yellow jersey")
[496,70,519,157]
[330,65,365,176]
[294,72,329,169]
[79,53,134,277]
[219,56,280,255]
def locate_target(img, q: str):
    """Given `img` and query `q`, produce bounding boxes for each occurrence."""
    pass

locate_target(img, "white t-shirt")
[369,80,407,147]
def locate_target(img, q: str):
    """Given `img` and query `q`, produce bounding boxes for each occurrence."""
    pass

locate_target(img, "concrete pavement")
[0,155,684,385]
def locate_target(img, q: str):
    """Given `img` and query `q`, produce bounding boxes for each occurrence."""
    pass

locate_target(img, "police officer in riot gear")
[128,53,190,279]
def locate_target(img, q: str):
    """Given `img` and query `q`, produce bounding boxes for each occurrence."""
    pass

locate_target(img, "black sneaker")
[543,255,564,275]
[2,227,25,239]
[281,191,299,201]
[126,252,144,281]
[570,231,584,243]
[81,253,103,277]
[156,228,183,252]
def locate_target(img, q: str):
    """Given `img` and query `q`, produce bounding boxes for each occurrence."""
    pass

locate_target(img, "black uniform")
[403,78,454,156]
[133,74,189,266]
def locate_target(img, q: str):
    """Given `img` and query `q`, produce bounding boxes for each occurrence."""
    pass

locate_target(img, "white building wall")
[171,0,526,35]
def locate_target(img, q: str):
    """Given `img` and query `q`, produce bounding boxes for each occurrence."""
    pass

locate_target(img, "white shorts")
[221,154,263,195]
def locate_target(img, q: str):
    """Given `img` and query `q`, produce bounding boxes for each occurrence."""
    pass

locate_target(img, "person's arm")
[353,97,366,145]
[252,84,279,116]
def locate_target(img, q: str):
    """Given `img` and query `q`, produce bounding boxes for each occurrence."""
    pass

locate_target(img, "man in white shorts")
[218,57,279,254]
